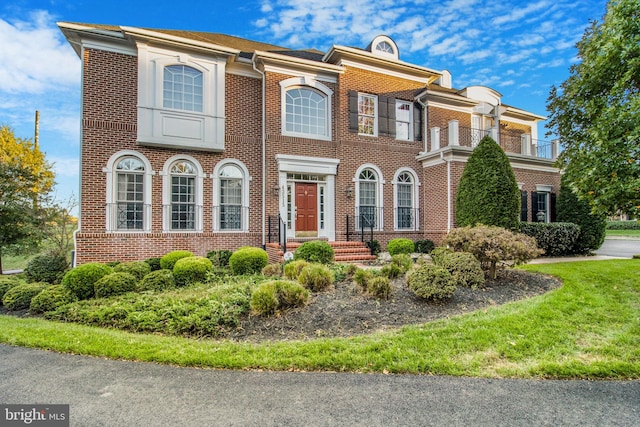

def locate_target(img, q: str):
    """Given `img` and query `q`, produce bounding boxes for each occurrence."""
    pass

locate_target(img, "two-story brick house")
[59,23,560,265]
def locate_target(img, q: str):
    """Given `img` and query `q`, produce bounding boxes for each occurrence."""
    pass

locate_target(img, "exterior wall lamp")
[272,185,280,196]
[345,186,354,198]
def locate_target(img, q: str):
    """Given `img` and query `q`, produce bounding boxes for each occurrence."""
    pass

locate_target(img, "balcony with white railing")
[428,120,559,160]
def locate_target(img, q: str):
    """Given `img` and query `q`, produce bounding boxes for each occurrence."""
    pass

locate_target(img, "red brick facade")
[62,25,560,264]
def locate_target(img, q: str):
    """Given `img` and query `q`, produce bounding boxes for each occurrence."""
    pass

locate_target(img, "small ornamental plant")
[229,246,269,275]
[159,250,194,270]
[138,269,176,292]
[367,276,392,300]
[114,261,152,281]
[387,238,415,256]
[30,285,77,314]
[173,256,213,286]
[283,259,310,280]
[94,272,137,298]
[406,264,457,301]
[250,280,309,316]
[298,263,334,292]
[2,282,49,311]
[62,262,113,300]
[293,240,335,264]
[436,252,485,289]
[24,252,69,284]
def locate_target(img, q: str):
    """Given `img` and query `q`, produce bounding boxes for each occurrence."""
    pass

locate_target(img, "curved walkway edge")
[1,345,638,426]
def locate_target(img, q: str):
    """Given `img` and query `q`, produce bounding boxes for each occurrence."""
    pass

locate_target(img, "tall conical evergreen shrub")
[557,177,606,253]
[455,136,520,230]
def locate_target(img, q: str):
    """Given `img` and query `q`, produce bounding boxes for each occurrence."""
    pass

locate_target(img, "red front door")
[295,183,317,232]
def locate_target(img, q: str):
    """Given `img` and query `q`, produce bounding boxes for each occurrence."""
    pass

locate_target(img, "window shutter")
[531,191,538,221]
[520,191,528,222]
[348,90,358,133]
[378,96,389,136]
[550,192,557,222]
[413,103,422,141]
[388,98,396,138]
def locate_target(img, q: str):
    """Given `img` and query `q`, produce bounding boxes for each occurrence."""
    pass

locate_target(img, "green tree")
[0,125,55,273]
[557,177,607,254]
[546,0,640,217]
[455,135,520,230]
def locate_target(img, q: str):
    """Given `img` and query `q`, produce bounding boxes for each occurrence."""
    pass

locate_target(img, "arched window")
[212,159,251,232]
[115,157,145,230]
[280,77,332,141]
[162,156,204,232]
[219,165,243,230]
[170,161,196,230]
[163,65,203,112]
[393,168,420,230]
[104,151,153,232]
[355,165,383,230]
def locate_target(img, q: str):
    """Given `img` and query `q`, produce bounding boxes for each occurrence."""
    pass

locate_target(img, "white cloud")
[0,10,80,94]
[49,156,79,178]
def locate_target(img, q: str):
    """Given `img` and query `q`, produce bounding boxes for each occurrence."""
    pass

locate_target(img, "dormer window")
[369,35,399,60]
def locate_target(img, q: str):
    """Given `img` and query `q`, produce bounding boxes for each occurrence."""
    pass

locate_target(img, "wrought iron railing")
[267,214,287,253]
[395,207,420,230]
[212,205,248,231]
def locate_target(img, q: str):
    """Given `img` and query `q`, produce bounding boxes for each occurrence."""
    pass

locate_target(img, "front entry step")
[266,241,377,263]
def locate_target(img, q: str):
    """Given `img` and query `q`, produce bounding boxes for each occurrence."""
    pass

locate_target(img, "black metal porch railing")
[267,215,287,253]
[396,207,420,230]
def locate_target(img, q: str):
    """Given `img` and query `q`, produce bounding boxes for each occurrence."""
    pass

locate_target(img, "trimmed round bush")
[62,263,113,300]
[159,250,194,270]
[229,246,268,275]
[262,263,282,277]
[2,282,48,310]
[0,276,23,304]
[437,252,485,289]
[283,259,310,280]
[367,276,392,300]
[144,257,162,271]
[293,240,334,264]
[173,256,213,287]
[298,263,334,292]
[387,238,415,256]
[429,247,453,265]
[138,269,175,292]
[94,272,137,298]
[250,280,309,316]
[114,261,152,281]
[353,268,373,292]
[391,253,413,273]
[24,252,69,284]
[406,264,457,301]
[30,285,77,314]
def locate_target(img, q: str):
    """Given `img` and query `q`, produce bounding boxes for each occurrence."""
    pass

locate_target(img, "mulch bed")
[228,269,561,342]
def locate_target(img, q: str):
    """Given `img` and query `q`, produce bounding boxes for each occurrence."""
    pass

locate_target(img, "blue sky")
[1,0,608,207]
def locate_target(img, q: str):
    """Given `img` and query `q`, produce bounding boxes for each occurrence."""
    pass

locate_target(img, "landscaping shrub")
[0,276,23,304]
[114,261,152,281]
[206,250,233,267]
[159,250,193,270]
[173,256,213,287]
[607,220,640,230]
[62,263,113,300]
[250,280,309,316]
[415,239,435,254]
[353,268,372,291]
[106,261,121,267]
[444,225,543,279]
[298,263,334,292]
[390,253,414,273]
[429,246,453,265]
[329,263,348,282]
[94,272,137,298]
[138,269,175,292]
[455,136,521,230]
[367,276,392,300]
[557,180,607,253]
[520,222,581,257]
[144,258,162,271]
[283,259,310,280]
[406,264,457,301]
[2,282,48,310]
[381,263,402,279]
[365,240,381,256]
[293,240,335,264]
[387,238,415,256]
[30,285,76,314]
[436,252,485,289]
[229,246,268,275]
[262,263,283,277]
[24,252,69,284]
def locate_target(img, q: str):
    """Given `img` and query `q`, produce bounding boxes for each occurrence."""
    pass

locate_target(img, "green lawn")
[606,229,640,238]
[0,259,638,379]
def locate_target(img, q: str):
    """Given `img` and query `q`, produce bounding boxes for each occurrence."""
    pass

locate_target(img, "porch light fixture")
[272,185,280,196]
[345,186,354,198]
[536,211,546,222]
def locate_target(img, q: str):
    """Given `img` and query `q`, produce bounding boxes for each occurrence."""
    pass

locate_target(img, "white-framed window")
[358,94,378,136]
[354,164,384,230]
[163,65,203,112]
[280,77,332,141]
[104,150,153,232]
[212,159,251,232]
[393,168,420,230]
[396,101,412,141]
[137,45,228,151]
[161,155,204,232]
[370,35,399,60]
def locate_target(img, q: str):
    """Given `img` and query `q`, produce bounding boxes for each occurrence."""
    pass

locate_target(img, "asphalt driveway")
[1,345,638,426]
[596,237,640,258]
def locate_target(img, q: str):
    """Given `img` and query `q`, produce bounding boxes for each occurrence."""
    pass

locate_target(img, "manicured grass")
[606,229,640,238]
[0,259,638,379]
